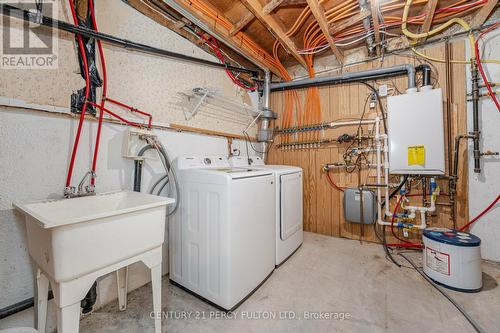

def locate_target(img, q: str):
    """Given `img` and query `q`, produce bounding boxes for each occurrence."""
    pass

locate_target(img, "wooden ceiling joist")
[472,0,499,27]
[262,0,286,15]
[262,0,307,15]
[369,0,381,55]
[418,0,438,43]
[161,0,282,76]
[306,0,344,62]
[133,0,497,75]
[229,11,255,36]
[127,1,207,51]
[330,8,370,35]
[241,0,308,68]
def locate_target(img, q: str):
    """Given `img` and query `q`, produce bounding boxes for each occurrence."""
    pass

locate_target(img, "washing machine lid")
[229,157,302,175]
[423,228,481,247]
[262,165,303,175]
[185,167,272,180]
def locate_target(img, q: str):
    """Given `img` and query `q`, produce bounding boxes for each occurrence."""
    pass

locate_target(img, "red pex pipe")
[89,0,107,186]
[459,194,500,231]
[65,0,91,188]
[326,171,345,192]
[475,22,500,113]
[87,102,144,128]
[105,97,153,128]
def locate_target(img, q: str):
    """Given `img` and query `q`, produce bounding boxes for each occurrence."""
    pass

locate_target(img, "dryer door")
[280,172,303,240]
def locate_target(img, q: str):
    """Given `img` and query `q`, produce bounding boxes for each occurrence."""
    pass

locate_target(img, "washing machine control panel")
[175,156,230,169]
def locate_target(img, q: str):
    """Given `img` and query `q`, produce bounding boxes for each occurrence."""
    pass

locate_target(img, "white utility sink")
[14,190,173,333]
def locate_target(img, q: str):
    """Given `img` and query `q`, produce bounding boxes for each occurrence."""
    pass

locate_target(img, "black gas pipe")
[0,4,259,76]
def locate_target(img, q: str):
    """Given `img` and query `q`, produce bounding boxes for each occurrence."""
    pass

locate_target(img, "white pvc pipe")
[375,117,424,229]
[373,114,440,231]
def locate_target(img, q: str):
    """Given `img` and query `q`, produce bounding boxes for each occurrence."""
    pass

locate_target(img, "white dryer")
[230,156,303,266]
[169,156,276,311]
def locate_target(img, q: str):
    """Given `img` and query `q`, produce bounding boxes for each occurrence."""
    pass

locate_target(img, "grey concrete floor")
[2,232,500,332]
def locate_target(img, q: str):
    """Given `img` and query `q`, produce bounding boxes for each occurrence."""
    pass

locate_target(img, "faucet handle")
[64,186,76,198]
[85,184,95,194]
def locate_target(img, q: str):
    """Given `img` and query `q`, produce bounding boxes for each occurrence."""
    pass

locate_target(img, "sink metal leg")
[56,302,81,333]
[35,268,50,333]
[150,264,162,333]
[116,267,129,311]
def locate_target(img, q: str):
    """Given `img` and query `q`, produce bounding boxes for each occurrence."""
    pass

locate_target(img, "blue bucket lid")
[423,228,481,247]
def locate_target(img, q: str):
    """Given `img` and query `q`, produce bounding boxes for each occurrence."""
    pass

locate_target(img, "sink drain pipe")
[0,292,54,320]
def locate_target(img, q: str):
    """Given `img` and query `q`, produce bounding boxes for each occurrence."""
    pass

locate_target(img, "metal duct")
[257,69,276,145]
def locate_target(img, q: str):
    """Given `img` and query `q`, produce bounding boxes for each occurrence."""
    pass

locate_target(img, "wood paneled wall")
[267,41,469,243]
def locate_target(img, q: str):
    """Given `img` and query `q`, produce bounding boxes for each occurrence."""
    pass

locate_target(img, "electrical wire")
[398,253,485,333]
[360,82,387,133]
[197,33,256,91]
[381,175,408,209]
[243,131,274,155]
[383,226,402,267]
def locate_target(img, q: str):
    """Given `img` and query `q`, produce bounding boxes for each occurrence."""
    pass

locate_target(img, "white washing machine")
[230,156,303,266]
[169,156,276,310]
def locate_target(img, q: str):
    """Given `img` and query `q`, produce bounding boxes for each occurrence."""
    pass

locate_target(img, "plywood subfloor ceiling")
[132,0,499,77]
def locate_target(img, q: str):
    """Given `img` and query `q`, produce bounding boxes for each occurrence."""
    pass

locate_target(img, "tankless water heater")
[387,88,445,175]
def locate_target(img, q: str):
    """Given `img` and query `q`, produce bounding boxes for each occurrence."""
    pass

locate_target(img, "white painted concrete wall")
[0,106,248,310]
[0,0,258,314]
[466,30,500,262]
[0,0,256,136]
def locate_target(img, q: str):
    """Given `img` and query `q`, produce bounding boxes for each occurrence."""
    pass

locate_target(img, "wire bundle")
[197,32,257,91]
